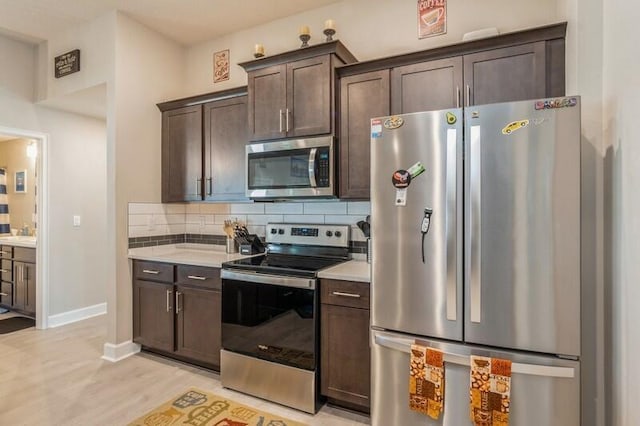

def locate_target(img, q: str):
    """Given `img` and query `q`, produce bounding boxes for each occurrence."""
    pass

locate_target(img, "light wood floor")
[0,313,370,425]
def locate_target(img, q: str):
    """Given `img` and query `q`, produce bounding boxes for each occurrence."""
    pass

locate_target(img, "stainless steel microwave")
[245,136,334,199]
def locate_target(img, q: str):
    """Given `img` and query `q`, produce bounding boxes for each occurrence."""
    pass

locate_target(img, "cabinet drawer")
[13,247,36,263]
[0,245,13,259]
[176,265,221,290]
[0,281,12,306]
[133,261,174,283]
[1,259,12,281]
[321,279,370,309]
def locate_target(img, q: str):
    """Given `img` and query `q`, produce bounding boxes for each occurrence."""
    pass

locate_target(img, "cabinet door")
[463,41,546,106]
[203,96,249,201]
[287,55,331,137]
[321,303,371,410]
[0,281,12,307]
[23,262,36,315]
[133,280,174,352]
[248,64,287,141]
[175,285,221,367]
[339,70,390,199]
[391,56,463,114]
[161,105,203,202]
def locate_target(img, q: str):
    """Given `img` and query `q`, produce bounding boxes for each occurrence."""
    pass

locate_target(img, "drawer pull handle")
[142,269,160,275]
[0,292,7,296]
[187,275,207,281]
[0,269,9,273]
[0,251,9,255]
[332,291,361,298]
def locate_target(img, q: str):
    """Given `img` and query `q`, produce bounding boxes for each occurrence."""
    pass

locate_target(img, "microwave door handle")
[308,148,317,187]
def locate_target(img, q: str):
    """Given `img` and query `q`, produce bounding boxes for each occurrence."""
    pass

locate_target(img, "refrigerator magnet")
[407,161,426,179]
[446,111,457,124]
[392,170,411,188]
[501,119,529,135]
[396,188,408,206]
[371,119,383,138]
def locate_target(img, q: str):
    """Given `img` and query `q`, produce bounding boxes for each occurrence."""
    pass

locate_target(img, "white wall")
[0,34,108,317]
[602,1,640,424]
[108,12,184,345]
[185,0,561,95]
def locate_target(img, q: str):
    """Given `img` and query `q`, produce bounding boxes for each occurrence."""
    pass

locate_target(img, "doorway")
[0,125,49,329]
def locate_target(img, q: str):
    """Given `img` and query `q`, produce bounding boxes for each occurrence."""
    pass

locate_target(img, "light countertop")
[0,236,37,249]
[128,243,371,282]
[318,259,370,283]
[128,243,249,268]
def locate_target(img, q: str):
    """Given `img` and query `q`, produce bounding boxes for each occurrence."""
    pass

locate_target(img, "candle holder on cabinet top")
[299,33,311,48]
[323,28,336,42]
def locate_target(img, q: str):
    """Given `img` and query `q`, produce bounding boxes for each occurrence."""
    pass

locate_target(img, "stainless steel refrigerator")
[370,97,582,425]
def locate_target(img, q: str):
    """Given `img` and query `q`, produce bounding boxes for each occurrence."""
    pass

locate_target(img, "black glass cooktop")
[222,254,346,278]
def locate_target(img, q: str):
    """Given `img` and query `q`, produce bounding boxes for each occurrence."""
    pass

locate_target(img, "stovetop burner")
[222,223,351,278]
[223,253,347,278]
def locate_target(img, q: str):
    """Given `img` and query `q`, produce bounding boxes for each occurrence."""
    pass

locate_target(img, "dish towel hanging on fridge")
[0,168,10,234]
[409,343,444,419]
[469,355,512,426]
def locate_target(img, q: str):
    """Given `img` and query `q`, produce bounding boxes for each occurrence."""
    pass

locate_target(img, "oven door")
[245,136,334,199]
[221,270,318,371]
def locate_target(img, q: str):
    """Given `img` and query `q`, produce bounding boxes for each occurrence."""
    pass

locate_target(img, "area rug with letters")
[128,388,307,426]
[0,316,35,334]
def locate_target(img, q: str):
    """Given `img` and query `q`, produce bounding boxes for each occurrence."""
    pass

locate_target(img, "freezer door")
[371,329,580,426]
[464,98,581,357]
[371,110,463,340]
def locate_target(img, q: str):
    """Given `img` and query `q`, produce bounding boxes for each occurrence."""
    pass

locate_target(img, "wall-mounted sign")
[54,49,80,78]
[418,0,447,39]
[213,49,230,83]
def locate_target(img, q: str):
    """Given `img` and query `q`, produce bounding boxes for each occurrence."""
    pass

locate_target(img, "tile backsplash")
[128,201,371,249]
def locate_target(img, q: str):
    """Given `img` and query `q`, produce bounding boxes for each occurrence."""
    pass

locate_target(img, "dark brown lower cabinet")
[0,246,36,317]
[132,260,222,369]
[321,279,371,412]
[175,284,221,366]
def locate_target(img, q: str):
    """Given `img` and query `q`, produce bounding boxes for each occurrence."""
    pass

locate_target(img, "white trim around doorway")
[0,125,49,329]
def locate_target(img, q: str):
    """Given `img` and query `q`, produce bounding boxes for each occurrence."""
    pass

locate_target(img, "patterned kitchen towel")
[469,355,512,426]
[409,343,445,419]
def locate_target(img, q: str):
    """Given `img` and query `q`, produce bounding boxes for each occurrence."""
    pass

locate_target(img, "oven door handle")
[221,269,316,290]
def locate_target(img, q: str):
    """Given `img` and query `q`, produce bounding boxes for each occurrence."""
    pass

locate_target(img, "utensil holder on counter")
[234,234,265,255]
[226,237,238,254]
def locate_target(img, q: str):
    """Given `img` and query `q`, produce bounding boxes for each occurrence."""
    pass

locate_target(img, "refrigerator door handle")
[445,128,458,321]
[373,333,575,379]
[469,125,482,323]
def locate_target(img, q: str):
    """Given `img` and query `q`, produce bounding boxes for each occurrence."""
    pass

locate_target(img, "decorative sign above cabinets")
[54,49,80,78]
[418,0,447,39]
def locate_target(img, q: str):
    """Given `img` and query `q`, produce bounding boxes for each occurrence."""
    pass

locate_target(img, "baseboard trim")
[102,340,141,362]
[47,302,107,328]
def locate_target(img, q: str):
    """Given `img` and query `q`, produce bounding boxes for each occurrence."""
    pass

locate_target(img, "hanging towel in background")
[470,355,512,426]
[0,169,10,234]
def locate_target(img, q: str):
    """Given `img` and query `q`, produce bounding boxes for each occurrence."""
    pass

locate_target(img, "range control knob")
[278,228,285,235]
[335,230,342,238]
[325,230,333,237]
[270,228,277,234]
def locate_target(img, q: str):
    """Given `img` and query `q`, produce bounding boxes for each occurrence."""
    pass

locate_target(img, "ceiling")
[0,0,343,46]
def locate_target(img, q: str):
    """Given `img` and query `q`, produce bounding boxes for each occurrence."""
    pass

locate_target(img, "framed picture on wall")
[15,170,26,193]
[213,49,230,83]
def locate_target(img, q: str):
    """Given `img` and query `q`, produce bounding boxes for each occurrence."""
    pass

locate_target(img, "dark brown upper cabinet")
[336,22,567,199]
[339,70,390,199]
[240,41,357,142]
[158,88,248,203]
[391,56,463,114]
[161,105,202,202]
[203,96,249,201]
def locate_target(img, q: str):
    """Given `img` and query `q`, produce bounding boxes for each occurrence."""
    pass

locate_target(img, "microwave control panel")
[317,148,330,187]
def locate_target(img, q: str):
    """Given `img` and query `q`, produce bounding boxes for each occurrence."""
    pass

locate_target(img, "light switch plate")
[73,215,81,227]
